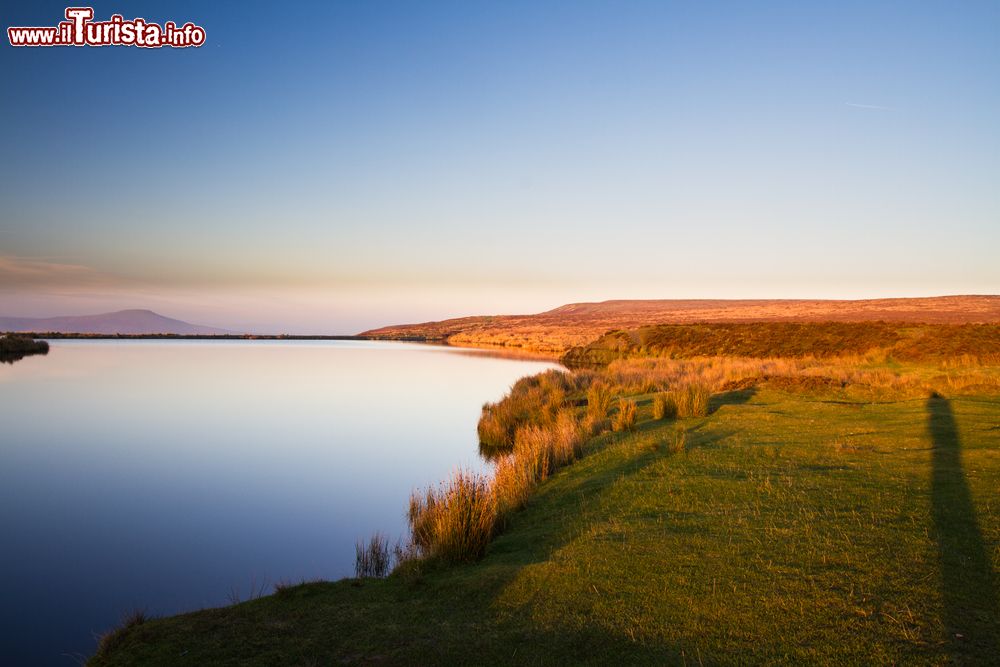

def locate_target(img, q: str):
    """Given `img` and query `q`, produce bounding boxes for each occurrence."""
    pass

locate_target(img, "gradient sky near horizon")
[2,1,998,333]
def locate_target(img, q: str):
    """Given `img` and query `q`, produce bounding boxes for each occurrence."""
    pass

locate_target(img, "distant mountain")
[0,309,232,335]
[361,295,1000,355]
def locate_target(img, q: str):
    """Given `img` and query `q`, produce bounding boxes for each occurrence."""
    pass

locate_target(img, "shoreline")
[89,352,1000,664]
[18,333,376,341]
[34,323,1000,664]
[22,332,565,361]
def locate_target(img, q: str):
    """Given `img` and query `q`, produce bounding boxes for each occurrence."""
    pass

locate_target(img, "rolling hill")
[0,309,232,335]
[361,295,1000,355]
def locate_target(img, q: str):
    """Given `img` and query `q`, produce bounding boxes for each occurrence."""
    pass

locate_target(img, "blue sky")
[1,1,998,333]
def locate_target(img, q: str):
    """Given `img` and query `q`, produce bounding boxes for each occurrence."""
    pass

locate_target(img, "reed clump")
[586,380,615,419]
[652,392,678,420]
[478,370,577,456]
[492,454,535,519]
[612,398,638,432]
[408,470,497,563]
[355,532,392,578]
[409,410,586,564]
[582,413,612,437]
[675,383,710,417]
[517,411,584,479]
[495,411,584,517]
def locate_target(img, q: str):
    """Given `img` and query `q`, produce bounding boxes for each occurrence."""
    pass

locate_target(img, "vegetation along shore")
[0,334,49,363]
[89,319,1000,665]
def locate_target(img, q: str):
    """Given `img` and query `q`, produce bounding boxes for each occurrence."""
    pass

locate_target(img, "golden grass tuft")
[675,383,710,418]
[652,392,678,420]
[612,398,638,432]
[407,470,497,563]
[586,380,615,419]
[409,410,586,563]
[478,370,577,456]
[582,413,612,437]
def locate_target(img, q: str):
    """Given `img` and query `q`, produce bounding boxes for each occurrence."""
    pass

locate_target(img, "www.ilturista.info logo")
[8,7,206,48]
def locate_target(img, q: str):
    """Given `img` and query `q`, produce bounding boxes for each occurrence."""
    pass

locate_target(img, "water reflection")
[0,340,559,664]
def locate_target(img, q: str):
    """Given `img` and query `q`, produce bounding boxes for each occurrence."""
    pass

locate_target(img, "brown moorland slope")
[361,295,1000,355]
[561,322,1000,367]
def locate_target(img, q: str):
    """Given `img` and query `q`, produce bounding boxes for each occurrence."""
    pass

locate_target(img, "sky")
[1,0,998,333]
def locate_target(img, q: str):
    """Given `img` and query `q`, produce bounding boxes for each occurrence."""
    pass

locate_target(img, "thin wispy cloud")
[845,102,892,111]
[0,255,118,290]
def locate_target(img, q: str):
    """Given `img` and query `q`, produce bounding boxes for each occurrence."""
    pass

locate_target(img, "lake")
[0,340,560,664]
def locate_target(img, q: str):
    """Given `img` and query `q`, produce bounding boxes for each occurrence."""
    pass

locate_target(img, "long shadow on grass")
[708,387,756,414]
[486,418,741,661]
[489,430,667,563]
[927,395,1000,660]
[481,428,696,662]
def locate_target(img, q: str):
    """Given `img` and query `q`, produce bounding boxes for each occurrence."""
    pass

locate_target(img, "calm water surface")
[0,340,559,664]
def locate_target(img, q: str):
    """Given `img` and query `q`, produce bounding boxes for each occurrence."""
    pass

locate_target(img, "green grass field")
[92,383,1000,665]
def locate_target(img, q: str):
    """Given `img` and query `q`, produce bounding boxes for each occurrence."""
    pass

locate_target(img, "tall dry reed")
[478,370,578,456]
[586,380,615,419]
[409,410,585,563]
[652,392,678,420]
[407,470,497,563]
[675,383,710,417]
[613,398,638,432]
[355,532,392,578]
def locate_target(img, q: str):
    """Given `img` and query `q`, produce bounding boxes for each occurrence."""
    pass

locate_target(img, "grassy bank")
[91,356,1000,665]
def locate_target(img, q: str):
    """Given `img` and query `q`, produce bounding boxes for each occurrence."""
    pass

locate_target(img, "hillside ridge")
[361,295,1000,355]
[0,309,232,335]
